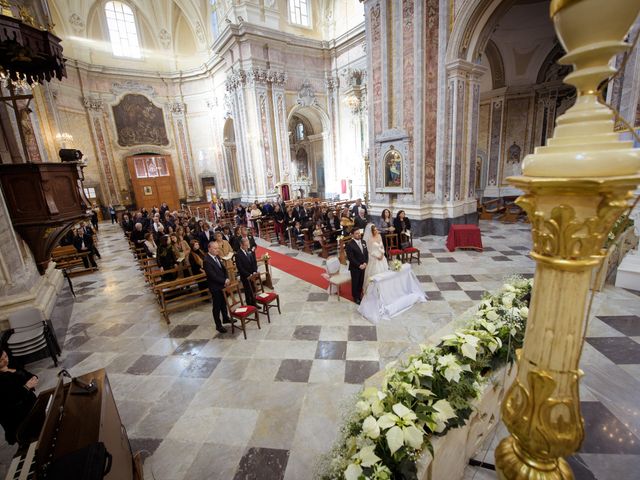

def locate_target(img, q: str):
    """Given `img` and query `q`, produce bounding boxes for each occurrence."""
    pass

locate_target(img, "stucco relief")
[423,0,438,194]
[468,84,480,198]
[443,81,454,200]
[112,94,169,147]
[454,80,465,200]
[402,0,414,184]
[159,29,171,49]
[296,80,318,107]
[110,81,156,97]
[501,97,530,184]
[487,101,502,186]
[370,2,382,136]
[259,93,275,189]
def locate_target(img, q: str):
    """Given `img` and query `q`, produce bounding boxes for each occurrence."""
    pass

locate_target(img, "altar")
[357,264,427,323]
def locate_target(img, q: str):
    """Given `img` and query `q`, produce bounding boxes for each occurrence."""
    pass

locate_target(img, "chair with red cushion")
[223,282,260,339]
[250,273,280,323]
[402,232,421,265]
[384,233,404,263]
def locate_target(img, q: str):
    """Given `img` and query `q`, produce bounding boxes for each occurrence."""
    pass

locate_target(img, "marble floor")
[1,220,639,480]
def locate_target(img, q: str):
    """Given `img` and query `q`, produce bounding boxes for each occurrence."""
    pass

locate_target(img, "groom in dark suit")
[345,228,369,304]
[204,241,231,333]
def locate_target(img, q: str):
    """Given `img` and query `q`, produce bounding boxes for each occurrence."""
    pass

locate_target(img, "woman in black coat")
[0,350,38,444]
[393,210,412,246]
[157,235,178,281]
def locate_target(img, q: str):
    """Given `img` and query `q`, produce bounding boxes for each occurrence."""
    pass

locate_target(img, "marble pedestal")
[615,251,640,290]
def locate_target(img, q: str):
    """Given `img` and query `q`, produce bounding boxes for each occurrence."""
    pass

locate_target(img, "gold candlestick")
[495,1,640,479]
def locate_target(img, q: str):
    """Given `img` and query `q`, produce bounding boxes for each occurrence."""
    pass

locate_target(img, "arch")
[286,103,330,134]
[537,42,572,84]
[446,0,517,64]
[484,39,505,89]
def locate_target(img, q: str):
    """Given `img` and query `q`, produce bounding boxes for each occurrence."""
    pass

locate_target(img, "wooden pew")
[478,198,505,220]
[501,203,524,223]
[153,273,211,324]
[51,245,97,276]
[319,231,338,258]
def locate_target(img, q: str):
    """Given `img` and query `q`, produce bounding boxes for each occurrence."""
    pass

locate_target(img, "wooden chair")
[384,233,404,262]
[223,282,260,339]
[302,229,314,254]
[338,235,351,265]
[250,273,280,323]
[319,232,338,258]
[501,203,523,223]
[402,233,421,265]
[478,199,505,220]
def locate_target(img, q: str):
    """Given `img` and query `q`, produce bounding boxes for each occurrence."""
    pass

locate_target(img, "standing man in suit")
[236,238,258,306]
[204,242,231,333]
[199,222,215,249]
[345,228,368,304]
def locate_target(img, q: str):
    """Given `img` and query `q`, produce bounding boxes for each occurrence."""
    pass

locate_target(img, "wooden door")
[126,155,179,210]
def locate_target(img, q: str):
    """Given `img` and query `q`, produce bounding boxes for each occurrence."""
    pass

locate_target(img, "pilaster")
[168,101,199,201]
[83,96,119,204]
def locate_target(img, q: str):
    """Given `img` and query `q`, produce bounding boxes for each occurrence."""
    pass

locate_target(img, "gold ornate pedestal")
[495,1,640,478]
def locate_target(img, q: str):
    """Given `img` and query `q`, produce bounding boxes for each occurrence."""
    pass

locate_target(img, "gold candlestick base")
[496,436,573,480]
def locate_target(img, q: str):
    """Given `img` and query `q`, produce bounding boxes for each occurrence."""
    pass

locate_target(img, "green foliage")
[315,276,532,480]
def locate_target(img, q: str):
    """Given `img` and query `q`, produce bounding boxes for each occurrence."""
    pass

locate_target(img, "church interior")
[1,0,640,479]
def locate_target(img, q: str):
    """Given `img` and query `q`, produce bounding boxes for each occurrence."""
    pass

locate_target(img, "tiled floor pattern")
[0,221,638,479]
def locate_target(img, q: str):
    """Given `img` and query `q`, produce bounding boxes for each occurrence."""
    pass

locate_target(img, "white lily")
[485,310,499,322]
[362,415,380,439]
[502,292,516,308]
[432,399,457,433]
[377,403,424,454]
[437,353,470,383]
[345,463,363,480]
[460,334,480,360]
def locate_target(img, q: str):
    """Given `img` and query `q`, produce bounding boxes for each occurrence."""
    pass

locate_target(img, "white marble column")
[272,82,291,186]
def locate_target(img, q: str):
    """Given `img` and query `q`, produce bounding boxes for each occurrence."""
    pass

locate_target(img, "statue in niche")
[384,147,402,187]
[507,142,521,164]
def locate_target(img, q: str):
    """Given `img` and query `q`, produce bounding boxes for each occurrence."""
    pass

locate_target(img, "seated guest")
[143,232,157,258]
[151,214,163,235]
[235,203,247,225]
[291,221,304,247]
[350,198,368,218]
[73,227,98,268]
[130,222,146,247]
[215,232,234,270]
[188,240,205,276]
[153,223,165,243]
[171,233,190,265]
[221,225,232,242]
[379,209,395,235]
[393,210,412,246]
[340,208,354,235]
[313,221,324,249]
[230,226,242,252]
[236,238,258,306]
[121,214,134,234]
[326,210,339,232]
[198,222,215,248]
[248,203,262,230]
[0,350,38,445]
[354,208,368,231]
[157,235,178,281]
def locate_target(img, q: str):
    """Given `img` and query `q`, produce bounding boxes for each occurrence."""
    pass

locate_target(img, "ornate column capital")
[168,102,186,115]
[83,96,103,112]
[325,76,339,92]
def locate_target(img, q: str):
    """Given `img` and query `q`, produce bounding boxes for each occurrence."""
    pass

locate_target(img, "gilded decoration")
[513,183,633,265]
[112,94,169,147]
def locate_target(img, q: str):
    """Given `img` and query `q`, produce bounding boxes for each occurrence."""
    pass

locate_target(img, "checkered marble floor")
[0,221,638,480]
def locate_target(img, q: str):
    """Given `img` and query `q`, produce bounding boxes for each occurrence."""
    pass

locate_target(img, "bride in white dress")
[363,223,389,289]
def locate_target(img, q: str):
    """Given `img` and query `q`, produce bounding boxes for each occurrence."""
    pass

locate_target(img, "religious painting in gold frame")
[143,186,153,196]
[384,146,402,187]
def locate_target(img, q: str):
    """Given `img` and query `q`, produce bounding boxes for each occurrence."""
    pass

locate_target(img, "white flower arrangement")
[317,276,532,480]
[389,259,402,272]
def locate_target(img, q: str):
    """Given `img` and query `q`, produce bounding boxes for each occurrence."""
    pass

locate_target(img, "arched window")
[296,122,305,141]
[289,0,310,27]
[210,0,220,39]
[105,1,142,58]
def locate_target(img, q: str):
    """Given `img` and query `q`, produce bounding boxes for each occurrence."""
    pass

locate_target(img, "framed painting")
[384,147,402,188]
[143,186,153,196]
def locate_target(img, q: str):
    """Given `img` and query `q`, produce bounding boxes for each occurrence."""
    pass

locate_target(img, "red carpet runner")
[256,246,354,302]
